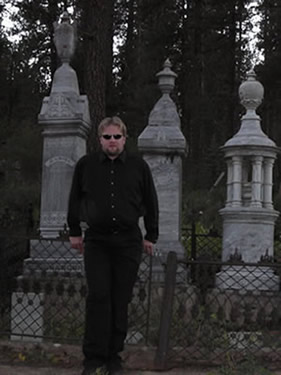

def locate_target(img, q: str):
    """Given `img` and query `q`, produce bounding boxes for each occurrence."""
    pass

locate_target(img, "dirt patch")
[0,340,82,369]
[0,365,80,375]
[0,340,163,371]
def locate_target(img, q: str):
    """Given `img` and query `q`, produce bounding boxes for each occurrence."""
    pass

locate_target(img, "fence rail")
[155,252,281,369]
[2,233,281,369]
[0,235,158,345]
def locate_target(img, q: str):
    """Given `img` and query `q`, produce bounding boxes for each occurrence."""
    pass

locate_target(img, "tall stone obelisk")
[138,60,187,260]
[10,13,91,342]
[38,11,91,238]
[216,70,280,290]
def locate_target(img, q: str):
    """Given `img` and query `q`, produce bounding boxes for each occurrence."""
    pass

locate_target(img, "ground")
[1,340,281,374]
[0,339,213,374]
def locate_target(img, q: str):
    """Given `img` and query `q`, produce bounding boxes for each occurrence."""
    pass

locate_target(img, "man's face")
[100,125,126,158]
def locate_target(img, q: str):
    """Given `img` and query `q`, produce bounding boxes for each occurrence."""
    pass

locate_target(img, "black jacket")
[67,151,159,243]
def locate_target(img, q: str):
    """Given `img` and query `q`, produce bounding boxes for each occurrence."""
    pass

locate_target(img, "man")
[67,116,159,375]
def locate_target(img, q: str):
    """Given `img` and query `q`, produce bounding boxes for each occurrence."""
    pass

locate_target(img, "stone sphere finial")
[53,11,76,64]
[156,58,177,95]
[239,69,264,112]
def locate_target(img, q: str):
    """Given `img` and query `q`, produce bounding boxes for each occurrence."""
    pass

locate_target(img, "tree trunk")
[80,0,114,151]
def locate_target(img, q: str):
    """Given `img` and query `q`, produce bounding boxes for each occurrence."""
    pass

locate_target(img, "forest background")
[1,0,281,236]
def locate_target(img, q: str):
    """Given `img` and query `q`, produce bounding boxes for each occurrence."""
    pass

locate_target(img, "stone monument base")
[206,287,281,329]
[11,292,44,342]
[215,265,279,291]
[22,239,84,277]
[10,238,85,342]
[23,257,84,277]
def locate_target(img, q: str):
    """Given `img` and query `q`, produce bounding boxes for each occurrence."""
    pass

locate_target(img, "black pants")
[83,238,141,367]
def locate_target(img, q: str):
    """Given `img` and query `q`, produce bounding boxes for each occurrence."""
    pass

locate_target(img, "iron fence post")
[154,251,177,370]
[191,221,196,260]
[145,254,153,345]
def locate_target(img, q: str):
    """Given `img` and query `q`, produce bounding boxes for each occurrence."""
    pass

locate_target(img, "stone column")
[251,156,263,207]
[138,60,187,261]
[226,159,233,207]
[38,12,91,238]
[263,158,274,209]
[232,156,242,207]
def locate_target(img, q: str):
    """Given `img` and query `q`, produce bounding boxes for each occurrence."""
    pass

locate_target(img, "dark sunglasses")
[101,134,123,140]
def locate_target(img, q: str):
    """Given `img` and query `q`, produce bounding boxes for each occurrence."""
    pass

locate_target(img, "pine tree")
[0,0,68,229]
[80,0,114,150]
[114,0,182,142]
[257,0,281,198]
[177,0,251,189]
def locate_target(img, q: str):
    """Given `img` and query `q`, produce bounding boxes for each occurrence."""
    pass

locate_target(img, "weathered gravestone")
[138,60,187,279]
[11,11,90,342]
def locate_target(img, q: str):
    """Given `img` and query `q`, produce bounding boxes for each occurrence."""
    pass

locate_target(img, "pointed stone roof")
[138,59,186,153]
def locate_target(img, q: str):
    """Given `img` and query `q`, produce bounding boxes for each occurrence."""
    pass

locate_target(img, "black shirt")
[67,151,159,243]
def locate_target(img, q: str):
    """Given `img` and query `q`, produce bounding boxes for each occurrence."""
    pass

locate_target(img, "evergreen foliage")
[2,0,280,233]
[257,0,281,234]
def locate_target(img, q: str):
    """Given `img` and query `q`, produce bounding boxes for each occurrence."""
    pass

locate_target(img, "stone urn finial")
[53,11,76,64]
[239,69,264,113]
[156,58,177,95]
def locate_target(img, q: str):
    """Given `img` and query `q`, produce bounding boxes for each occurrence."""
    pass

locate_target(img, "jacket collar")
[99,150,126,163]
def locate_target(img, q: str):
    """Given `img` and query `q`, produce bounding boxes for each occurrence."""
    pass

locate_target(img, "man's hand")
[143,239,154,256]
[69,236,84,254]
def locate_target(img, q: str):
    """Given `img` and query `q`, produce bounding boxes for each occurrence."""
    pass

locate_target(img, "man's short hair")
[98,116,127,138]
